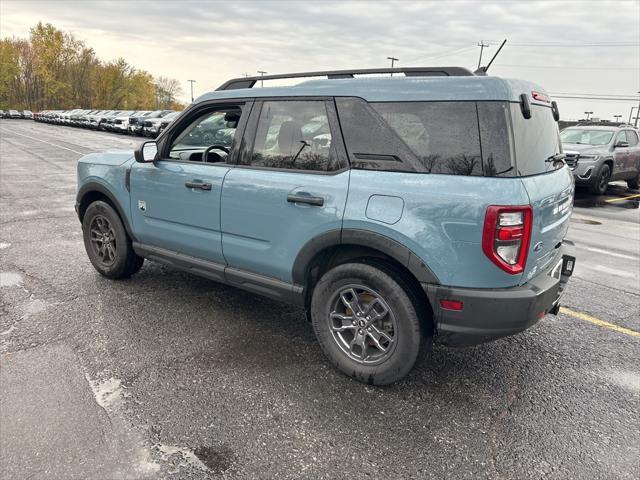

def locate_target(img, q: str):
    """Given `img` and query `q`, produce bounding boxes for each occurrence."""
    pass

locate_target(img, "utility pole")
[584,111,593,121]
[477,40,489,70]
[628,106,637,124]
[387,56,398,76]
[257,71,267,87]
[636,91,640,127]
[614,115,622,123]
[187,79,196,102]
[241,72,250,77]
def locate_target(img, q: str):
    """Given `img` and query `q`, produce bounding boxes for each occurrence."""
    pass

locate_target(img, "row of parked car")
[0,110,34,119]
[23,108,180,137]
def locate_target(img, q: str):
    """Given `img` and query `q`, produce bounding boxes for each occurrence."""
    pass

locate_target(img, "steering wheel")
[203,145,230,162]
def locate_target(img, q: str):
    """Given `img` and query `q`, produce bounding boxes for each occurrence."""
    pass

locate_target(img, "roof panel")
[195,76,547,104]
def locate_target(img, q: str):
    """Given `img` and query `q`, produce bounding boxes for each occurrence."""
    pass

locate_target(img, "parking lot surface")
[1,120,638,480]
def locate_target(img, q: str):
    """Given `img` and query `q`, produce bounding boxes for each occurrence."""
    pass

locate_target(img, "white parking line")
[0,127,86,155]
[573,244,639,261]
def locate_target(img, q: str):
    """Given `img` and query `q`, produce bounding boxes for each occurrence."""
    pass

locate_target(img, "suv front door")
[220,99,350,296]
[129,102,250,268]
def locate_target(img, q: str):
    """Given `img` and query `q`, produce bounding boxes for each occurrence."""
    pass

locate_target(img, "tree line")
[0,22,185,111]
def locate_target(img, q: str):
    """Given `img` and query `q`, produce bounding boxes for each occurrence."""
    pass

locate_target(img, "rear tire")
[310,262,423,385]
[82,200,144,279]
[589,163,611,195]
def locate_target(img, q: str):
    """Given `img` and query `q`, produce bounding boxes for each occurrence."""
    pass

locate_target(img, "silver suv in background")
[560,125,640,193]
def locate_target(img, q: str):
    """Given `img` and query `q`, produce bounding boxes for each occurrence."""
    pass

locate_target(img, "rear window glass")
[511,104,561,176]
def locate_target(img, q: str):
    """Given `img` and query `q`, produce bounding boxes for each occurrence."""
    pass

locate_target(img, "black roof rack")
[216,66,474,91]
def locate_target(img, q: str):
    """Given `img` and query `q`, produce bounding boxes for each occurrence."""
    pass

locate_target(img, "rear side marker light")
[440,299,464,311]
[482,205,533,275]
[532,91,551,103]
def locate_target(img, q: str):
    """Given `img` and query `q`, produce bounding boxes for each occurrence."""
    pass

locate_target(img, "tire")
[82,200,144,279]
[310,262,424,385]
[589,163,611,195]
[627,171,639,190]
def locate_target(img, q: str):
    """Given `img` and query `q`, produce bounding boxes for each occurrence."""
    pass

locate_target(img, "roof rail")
[216,66,474,91]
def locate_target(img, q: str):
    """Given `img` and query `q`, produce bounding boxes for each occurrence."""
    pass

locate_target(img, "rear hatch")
[520,167,574,283]
[509,100,574,283]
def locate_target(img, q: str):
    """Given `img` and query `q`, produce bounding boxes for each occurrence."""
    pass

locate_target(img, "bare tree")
[155,76,183,108]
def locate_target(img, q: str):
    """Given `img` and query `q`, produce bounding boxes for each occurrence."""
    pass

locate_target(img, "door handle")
[185,181,212,191]
[287,193,324,206]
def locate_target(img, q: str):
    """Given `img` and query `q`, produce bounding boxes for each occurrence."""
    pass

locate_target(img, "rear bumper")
[423,246,574,346]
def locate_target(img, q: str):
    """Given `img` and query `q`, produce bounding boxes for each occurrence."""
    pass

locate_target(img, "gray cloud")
[2,0,638,119]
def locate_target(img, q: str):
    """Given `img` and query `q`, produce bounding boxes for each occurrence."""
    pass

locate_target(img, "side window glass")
[625,130,639,147]
[614,131,626,145]
[169,106,243,163]
[372,102,483,176]
[245,101,339,171]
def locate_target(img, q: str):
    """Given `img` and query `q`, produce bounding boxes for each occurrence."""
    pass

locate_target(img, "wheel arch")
[293,230,439,329]
[76,182,136,240]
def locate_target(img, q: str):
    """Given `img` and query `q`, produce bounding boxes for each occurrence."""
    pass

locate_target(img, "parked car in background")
[8,110,21,119]
[129,110,173,135]
[143,111,178,137]
[0,110,6,118]
[561,124,640,192]
[75,67,576,385]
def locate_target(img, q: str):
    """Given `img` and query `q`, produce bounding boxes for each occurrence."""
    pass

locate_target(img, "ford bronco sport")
[76,67,575,385]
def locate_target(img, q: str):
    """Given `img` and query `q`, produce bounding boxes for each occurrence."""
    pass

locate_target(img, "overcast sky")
[1,0,638,120]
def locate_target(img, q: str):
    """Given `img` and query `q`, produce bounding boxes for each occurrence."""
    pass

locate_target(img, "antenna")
[474,39,507,75]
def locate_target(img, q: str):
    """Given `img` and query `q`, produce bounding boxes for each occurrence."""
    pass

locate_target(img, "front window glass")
[626,130,639,146]
[246,101,337,171]
[169,107,242,162]
[560,129,615,146]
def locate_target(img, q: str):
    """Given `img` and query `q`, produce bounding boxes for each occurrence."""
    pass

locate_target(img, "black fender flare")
[291,229,440,286]
[76,182,136,240]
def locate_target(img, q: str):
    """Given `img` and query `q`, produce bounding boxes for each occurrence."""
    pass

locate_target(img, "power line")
[484,40,639,47]
[549,92,640,97]
[551,96,637,101]
[404,45,476,64]
[494,64,639,70]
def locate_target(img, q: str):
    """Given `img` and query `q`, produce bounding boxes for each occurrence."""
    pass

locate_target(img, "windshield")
[560,129,614,146]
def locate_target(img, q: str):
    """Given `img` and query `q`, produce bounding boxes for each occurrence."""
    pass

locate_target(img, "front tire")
[82,200,143,279]
[311,262,423,385]
[589,163,611,195]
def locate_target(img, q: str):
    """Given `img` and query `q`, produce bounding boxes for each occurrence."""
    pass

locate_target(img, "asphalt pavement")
[1,119,638,480]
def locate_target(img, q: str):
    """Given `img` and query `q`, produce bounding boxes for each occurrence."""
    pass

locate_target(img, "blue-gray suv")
[76,67,576,385]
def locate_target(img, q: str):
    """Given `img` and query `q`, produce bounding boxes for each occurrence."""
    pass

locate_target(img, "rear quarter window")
[336,99,514,176]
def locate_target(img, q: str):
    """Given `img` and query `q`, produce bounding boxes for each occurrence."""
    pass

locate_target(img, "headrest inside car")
[224,110,241,123]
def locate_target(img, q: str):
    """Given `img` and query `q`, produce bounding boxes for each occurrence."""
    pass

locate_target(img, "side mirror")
[614,141,629,148]
[134,141,158,162]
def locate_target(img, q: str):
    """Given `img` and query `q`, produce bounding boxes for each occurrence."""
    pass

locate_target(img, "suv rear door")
[220,99,349,294]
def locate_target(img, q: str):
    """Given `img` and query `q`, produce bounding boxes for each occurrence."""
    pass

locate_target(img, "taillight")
[482,205,532,274]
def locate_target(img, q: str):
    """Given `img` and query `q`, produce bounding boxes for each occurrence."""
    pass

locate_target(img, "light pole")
[187,80,196,102]
[257,70,267,87]
[614,115,622,123]
[387,56,398,76]
[636,91,640,127]
[628,106,638,124]
[584,111,593,121]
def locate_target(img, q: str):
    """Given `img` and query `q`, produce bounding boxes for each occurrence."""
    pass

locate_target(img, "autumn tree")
[0,22,183,111]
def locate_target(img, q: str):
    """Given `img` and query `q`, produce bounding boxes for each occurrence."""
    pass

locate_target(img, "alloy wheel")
[89,215,117,266]
[328,284,397,365]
